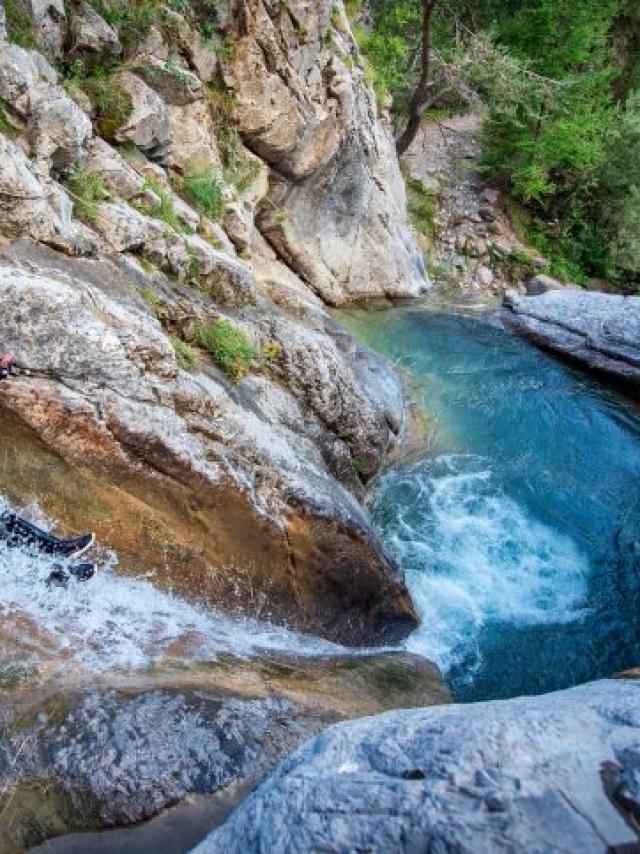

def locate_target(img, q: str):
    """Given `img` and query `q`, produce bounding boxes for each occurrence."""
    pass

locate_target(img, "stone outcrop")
[503,289,640,393]
[0,242,414,645]
[194,679,640,854]
[225,0,428,304]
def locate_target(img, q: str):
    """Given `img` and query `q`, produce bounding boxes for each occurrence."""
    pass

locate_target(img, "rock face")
[503,290,640,393]
[0,0,429,644]
[194,679,640,854]
[225,0,428,305]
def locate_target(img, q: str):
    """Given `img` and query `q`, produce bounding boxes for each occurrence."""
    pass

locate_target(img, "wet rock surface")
[0,652,449,850]
[195,679,640,854]
[503,289,640,392]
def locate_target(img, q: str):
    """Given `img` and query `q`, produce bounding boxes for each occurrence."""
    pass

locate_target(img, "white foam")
[0,509,341,673]
[370,455,591,675]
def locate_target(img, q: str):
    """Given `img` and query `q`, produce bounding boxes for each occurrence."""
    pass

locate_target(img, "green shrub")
[193,318,255,382]
[183,171,225,220]
[65,167,109,224]
[90,0,158,54]
[171,336,198,370]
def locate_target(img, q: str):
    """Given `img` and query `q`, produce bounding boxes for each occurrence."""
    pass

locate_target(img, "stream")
[338,303,640,702]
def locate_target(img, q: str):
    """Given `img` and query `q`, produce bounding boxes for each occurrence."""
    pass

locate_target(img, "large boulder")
[224,0,428,305]
[503,290,640,393]
[194,678,640,854]
[0,244,416,646]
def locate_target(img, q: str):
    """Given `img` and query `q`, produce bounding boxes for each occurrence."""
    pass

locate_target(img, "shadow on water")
[336,304,640,702]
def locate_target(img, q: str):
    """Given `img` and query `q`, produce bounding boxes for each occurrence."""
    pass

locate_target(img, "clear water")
[338,305,640,702]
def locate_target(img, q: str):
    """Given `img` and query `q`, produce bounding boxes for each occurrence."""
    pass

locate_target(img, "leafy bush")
[183,171,225,220]
[193,318,255,382]
[65,167,109,224]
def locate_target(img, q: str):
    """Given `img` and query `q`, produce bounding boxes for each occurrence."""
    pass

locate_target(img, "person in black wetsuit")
[0,349,96,585]
[0,510,96,586]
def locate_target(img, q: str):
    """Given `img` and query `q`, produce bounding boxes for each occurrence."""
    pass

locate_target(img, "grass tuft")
[65,167,109,223]
[193,318,255,382]
[171,336,198,370]
[183,170,225,221]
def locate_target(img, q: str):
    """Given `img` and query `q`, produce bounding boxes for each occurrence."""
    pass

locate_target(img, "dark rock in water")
[193,679,640,854]
[0,652,448,851]
[503,290,640,393]
[45,690,293,826]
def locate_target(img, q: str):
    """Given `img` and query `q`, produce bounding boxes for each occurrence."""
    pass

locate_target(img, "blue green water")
[337,305,640,702]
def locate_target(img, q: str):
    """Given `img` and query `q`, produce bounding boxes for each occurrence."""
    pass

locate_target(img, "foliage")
[171,336,198,370]
[183,171,225,220]
[138,177,184,232]
[65,167,109,224]
[406,176,438,255]
[365,0,640,289]
[90,0,159,54]
[193,318,255,382]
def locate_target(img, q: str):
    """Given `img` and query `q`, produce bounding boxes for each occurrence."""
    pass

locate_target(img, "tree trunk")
[395,0,437,156]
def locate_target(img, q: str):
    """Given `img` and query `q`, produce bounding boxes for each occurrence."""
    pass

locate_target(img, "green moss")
[171,336,198,370]
[65,167,109,224]
[183,170,224,221]
[193,318,255,382]
[406,177,438,254]
[216,126,262,194]
[4,0,36,47]
[140,286,170,320]
[0,100,21,139]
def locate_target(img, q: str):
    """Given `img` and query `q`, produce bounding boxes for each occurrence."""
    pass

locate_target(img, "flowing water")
[0,503,341,681]
[338,304,640,702]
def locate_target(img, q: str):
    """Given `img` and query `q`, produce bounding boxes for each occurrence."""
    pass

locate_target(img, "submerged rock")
[194,679,640,854]
[0,652,448,850]
[503,290,640,393]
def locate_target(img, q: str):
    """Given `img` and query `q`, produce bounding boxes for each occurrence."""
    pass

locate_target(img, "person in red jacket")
[0,349,16,379]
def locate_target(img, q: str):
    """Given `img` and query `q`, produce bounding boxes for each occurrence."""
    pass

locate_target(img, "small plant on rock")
[138,177,184,232]
[193,318,255,382]
[0,100,21,140]
[65,167,109,224]
[171,336,198,370]
[183,171,225,221]
[83,72,133,140]
[4,0,36,47]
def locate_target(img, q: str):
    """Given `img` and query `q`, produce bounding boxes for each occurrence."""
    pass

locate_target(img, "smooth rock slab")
[503,290,640,392]
[194,679,640,854]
